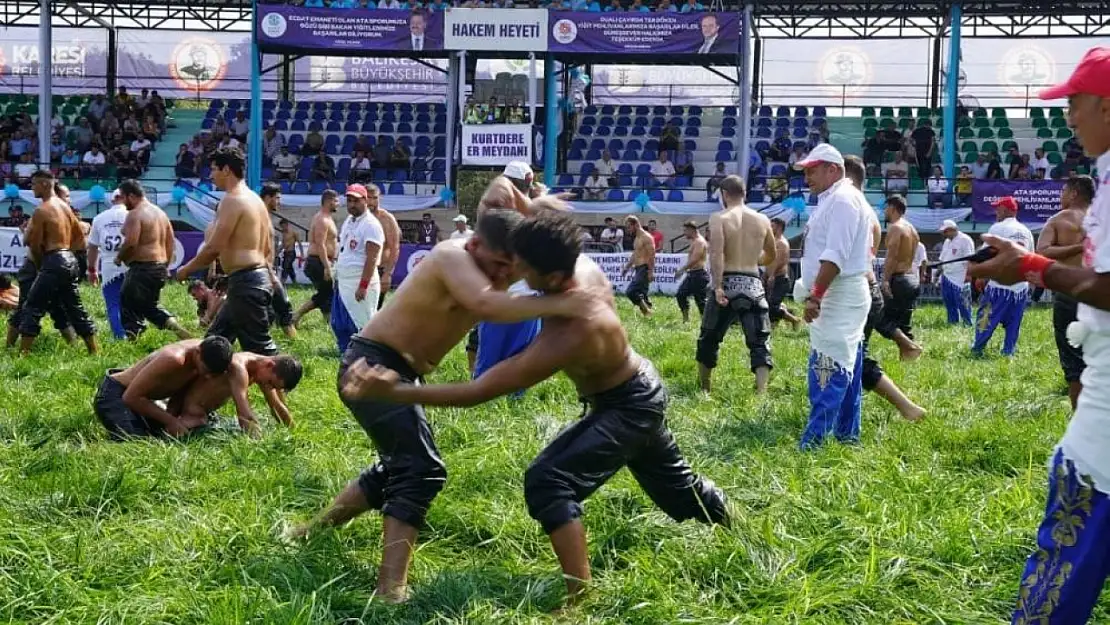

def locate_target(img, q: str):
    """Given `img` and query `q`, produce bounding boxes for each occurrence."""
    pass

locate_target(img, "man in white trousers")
[330,183,384,353]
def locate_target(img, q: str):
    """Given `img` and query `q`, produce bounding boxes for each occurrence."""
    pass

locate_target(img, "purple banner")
[391,243,435,286]
[0,27,108,95]
[972,179,1064,224]
[118,30,280,99]
[257,7,444,53]
[548,11,740,56]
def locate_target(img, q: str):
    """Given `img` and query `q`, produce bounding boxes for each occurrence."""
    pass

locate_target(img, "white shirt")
[83,151,106,165]
[219,138,241,150]
[585,176,607,199]
[351,157,372,171]
[336,210,385,282]
[650,161,675,179]
[130,139,151,153]
[910,241,927,275]
[594,159,616,177]
[801,178,873,288]
[232,119,250,136]
[274,153,299,170]
[450,227,474,240]
[939,231,975,284]
[1079,150,1110,333]
[927,176,948,193]
[986,217,1035,292]
[600,226,623,250]
[89,205,129,283]
[1031,157,1052,175]
[412,36,424,51]
[14,163,36,177]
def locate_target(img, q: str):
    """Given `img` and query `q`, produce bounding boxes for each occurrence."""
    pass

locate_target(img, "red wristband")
[1018,253,1055,287]
[810,283,828,301]
[359,279,370,290]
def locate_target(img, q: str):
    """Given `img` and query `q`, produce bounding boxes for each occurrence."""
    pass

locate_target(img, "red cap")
[992,196,1019,212]
[345,184,368,199]
[1039,47,1110,100]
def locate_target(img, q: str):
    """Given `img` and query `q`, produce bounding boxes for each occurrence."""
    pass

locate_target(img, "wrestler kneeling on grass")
[175,351,303,436]
[340,211,730,606]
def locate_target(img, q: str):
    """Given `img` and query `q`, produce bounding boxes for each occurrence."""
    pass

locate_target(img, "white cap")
[939,219,958,232]
[503,161,533,181]
[111,189,122,202]
[793,143,845,169]
[452,214,468,223]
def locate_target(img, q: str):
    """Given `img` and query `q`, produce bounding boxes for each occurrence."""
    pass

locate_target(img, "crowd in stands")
[462,97,531,125]
[268,0,713,11]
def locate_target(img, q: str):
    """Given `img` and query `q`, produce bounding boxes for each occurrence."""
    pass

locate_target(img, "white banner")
[445,8,548,52]
[0,227,24,273]
[462,124,533,166]
[587,252,688,296]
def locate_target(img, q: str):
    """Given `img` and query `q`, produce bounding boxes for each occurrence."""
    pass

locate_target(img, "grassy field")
[0,284,1085,624]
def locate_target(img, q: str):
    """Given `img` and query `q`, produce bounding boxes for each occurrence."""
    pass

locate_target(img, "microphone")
[928,246,997,269]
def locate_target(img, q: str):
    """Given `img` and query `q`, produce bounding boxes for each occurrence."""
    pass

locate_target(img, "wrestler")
[696,175,776,394]
[766,217,802,330]
[279,219,298,284]
[87,190,128,339]
[71,202,91,282]
[339,211,729,605]
[286,209,598,604]
[177,147,280,356]
[6,205,76,349]
[188,279,226,328]
[16,171,97,355]
[117,180,190,340]
[93,336,232,440]
[621,215,655,316]
[875,195,924,361]
[330,184,384,353]
[293,190,339,327]
[673,220,709,323]
[0,275,16,310]
[1037,175,1095,408]
[367,190,400,309]
[260,182,296,339]
[175,351,302,437]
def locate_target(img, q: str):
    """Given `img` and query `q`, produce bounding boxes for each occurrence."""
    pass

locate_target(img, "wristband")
[810,282,828,301]
[359,279,370,290]
[1018,253,1055,287]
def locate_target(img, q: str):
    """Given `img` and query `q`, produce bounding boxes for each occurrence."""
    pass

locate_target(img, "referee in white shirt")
[330,184,385,353]
[936,220,975,325]
[971,196,1035,357]
[792,144,874,449]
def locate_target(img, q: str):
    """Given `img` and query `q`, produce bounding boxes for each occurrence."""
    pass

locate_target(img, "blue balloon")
[4,183,19,199]
[171,186,187,202]
[634,192,651,209]
[439,187,455,203]
[89,185,107,203]
[198,181,213,192]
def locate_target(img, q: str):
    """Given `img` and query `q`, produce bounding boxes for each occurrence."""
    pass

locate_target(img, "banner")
[257,7,444,54]
[586,252,686,296]
[117,30,279,99]
[293,56,448,103]
[971,179,1064,224]
[0,27,109,95]
[461,124,533,166]
[445,8,548,52]
[548,11,741,56]
[0,227,203,274]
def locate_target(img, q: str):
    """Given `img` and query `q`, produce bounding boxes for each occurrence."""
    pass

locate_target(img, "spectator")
[955,166,973,206]
[673,147,695,178]
[969,153,989,179]
[130,135,153,167]
[483,97,502,124]
[927,165,949,208]
[87,95,109,123]
[910,119,936,180]
[605,0,624,10]
[49,133,66,161]
[302,129,324,157]
[417,213,439,245]
[116,154,142,183]
[14,154,37,188]
[273,147,299,181]
[630,0,650,11]
[660,122,680,153]
[464,100,483,124]
[747,148,763,192]
[986,152,1004,179]
[211,116,229,138]
[187,135,205,156]
[1,205,25,229]
[680,0,704,11]
[583,171,608,200]
[390,142,411,170]
[706,161,726,198]
[217,134,240,151]
[659,0,677,10]
[1013,163,1031,180]
[595,149,618,187]
[50,111,66,135]
[142,115,160,142]
[882,151,910,194]
[9,130,30,163]
[787,144,809,167]
[136,88,151,109]
[175,144,197,178]
[373,136,392,169]
[231,112,250,142]
[768,135,790,162]
[59,149,80,177]
[449,214,473,239]
[600,217,623,249]
[263,127,285,164]
[865,119,902,164]
[311,152,335,182]
[350,150,373,184]
[122,115,141,142]
[504,98,528,124]
[1030,148,1051,179]
[646,219,664,251]
[82,145,107,176]
[98,112,120,139]
[650,151,676,187]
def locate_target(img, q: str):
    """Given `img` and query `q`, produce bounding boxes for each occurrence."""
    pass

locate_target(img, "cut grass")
[0,284,1084,624]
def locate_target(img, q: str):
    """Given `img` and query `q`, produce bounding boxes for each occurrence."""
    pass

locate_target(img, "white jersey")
[336,210,385,283]
[1078,150,1110,333]
[939,231,975,285]
[88,205,129,284]
[986,217,1035,292]
[908,241,927,285]
[800,178,873,289]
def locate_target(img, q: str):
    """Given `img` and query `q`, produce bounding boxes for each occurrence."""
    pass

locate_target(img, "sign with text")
[586,252,687,296]
[445,8,548,52]
[971,179,1064,224]
[0,228,204,274]
[0,26,108,95]
[548,11,741,56]
[462,124,533,166]
[257,7,444,53]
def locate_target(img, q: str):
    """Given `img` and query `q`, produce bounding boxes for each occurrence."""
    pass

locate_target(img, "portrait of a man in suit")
[697,14,730,55]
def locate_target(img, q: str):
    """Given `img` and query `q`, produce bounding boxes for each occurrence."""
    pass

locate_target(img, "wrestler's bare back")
[212,184,272,273]
[885,219,920,275]
[371,207,401,267]
[110,339,204,400]
[28,197,84,260]
[307,212,338,260]
[121,201,173,263]
[712,206,774,274]
[1040,208,1087,267]
[772,236,791,277]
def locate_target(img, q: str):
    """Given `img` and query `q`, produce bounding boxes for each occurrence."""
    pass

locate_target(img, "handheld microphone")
[928,246,997,269]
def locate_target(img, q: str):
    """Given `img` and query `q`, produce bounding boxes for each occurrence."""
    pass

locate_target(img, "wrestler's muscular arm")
[69,210,87,252]
[24,209,44,266]
[760,225,778,270]
[344,328,580,406]
[882,223,902,296]
[1037,216,1085,261]
[262,387,294,428]
[380,213,400,291]
[676,237,705,278]
[643,234,656,280]
[122,355,191,437]
[116,208,141,265]
[225,361,262,438]
[179,203,241,278]
[162,216,175,266]
[708,212,726,305]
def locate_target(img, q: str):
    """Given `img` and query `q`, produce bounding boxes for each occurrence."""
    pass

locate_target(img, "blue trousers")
[940,276,972,326]
[330,288,358,354]
[102,276,125,340]
[800,344,864,449]
[973,285,1027,356]
[475,319,542,398]
[1013,449,1110,624]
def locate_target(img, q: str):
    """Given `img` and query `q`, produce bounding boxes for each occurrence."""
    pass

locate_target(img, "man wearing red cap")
[330,184,385,353]
[970,195,1034,357]
[967,46,1110,623]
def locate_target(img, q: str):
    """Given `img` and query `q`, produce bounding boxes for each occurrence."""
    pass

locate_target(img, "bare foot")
[902,405,926,422]
[375,586,410,605]
[900,344,923,362]
[790,318,802,331]
[281,521,311,543]
[283,325,297,339]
